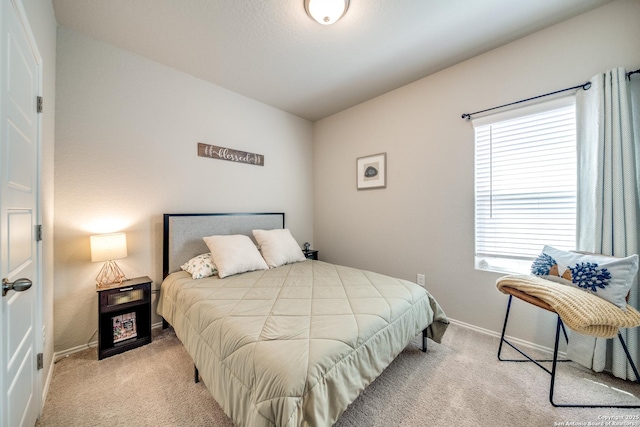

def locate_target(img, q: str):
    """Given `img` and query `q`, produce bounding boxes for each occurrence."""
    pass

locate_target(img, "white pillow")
[203,234,268,278]
[252,228,306,268]
[180,253,217,279]
[531,245,639,310]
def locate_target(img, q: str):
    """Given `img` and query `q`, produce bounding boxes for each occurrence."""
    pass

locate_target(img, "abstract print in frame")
[356,152,386,190]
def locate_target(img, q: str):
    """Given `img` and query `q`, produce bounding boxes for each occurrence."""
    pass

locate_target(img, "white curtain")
[571,67,640,380]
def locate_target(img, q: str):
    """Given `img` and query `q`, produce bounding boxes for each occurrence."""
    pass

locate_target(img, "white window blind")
[474,97,577,273]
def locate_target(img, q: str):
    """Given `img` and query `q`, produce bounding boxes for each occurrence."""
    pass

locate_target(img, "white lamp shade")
[305,0,349,25]
[90,233,127,262]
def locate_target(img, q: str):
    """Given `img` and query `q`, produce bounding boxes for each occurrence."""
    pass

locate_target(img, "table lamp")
[90,232,128,287]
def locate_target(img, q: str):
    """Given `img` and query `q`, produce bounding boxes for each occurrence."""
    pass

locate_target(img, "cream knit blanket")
[496,275,640,338]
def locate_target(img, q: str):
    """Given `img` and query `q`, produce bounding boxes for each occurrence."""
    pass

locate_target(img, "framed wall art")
[356,152,386,190]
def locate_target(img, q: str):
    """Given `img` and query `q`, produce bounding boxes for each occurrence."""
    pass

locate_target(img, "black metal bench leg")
[421,329,428,352]
[617,332,640,383]
[498,295,514,360]
[194,365,199,383]
[549,316,563,406]
[498,298,568,372]
[550,319,640,408]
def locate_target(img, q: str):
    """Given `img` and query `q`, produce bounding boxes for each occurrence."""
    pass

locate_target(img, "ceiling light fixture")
[304,0,349,25]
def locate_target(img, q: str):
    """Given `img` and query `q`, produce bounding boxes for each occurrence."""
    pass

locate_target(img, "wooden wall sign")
[198,143,264,166]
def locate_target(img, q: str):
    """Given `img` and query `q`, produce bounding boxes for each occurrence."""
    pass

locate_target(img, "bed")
[157,212,448,427]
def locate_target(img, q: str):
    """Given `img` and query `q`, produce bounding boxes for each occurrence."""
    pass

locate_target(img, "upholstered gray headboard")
[162,213,285,278]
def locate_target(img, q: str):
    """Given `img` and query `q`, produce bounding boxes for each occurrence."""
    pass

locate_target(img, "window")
[474,97,577,274]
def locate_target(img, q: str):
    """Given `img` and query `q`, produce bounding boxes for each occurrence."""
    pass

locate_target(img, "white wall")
[22,0,56,405]
[54,28,314,352]
[313,0,640,349]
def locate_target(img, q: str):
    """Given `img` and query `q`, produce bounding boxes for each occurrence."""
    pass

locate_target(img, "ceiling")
[52,0,613,121]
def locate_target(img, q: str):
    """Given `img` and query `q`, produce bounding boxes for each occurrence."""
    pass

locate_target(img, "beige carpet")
[36,323,640,426]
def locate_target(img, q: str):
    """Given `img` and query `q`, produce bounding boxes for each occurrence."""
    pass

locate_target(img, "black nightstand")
[303,250,318,260]
[97,276,152,360]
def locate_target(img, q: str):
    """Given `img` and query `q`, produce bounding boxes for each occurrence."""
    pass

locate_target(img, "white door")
[1,0,42,426]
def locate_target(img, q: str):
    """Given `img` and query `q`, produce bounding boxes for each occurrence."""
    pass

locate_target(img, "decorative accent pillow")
[252,229,306,268]
[180,253,217,279]
[203,234,268,279]
[530,245,639,310]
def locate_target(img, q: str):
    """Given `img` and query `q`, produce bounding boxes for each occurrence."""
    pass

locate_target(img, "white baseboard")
[151,321,164,331]
[447,317,566,357]
[53,321,165,362]
[53,342,97,362]
[41,355,55,413]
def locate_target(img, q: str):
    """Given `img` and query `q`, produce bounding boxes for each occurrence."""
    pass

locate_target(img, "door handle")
[2,278,32,297]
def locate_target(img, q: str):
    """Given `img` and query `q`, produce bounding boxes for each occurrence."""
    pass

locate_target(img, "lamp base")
[95,260,127,288]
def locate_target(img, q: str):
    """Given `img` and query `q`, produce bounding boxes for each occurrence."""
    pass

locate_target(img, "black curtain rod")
[461,81,591,121]
[628,68,640,79]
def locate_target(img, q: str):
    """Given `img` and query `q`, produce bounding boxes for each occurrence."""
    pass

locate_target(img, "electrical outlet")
[417,274,426,287]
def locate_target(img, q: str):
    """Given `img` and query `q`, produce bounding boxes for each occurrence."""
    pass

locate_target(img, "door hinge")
[35,224,43,241]
[37,353,43,370]
[37,96,43,113]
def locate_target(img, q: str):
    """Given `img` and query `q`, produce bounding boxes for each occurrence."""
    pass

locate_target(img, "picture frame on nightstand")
[113,312,137,343]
